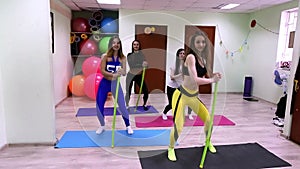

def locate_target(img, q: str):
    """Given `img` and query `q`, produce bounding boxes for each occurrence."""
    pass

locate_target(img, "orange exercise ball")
[69,75,86,96]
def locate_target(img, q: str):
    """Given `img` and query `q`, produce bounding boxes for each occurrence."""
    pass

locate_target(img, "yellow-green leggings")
[169,85,211,148]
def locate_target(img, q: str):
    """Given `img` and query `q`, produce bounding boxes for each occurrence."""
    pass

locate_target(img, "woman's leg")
[95,79,110,134]
[168,89,185,161]
[111,81,133,134]
[134,74,149,109]
[163,86,175,114]
[187,97,216,153]
[125,73,134,106]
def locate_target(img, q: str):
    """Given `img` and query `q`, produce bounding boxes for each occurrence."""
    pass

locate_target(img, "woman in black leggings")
[162,48,192,120]
[125,40,149,110]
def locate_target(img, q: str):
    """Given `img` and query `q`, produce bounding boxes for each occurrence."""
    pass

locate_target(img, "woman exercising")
[95,36,133,135]
[168,31,221,161]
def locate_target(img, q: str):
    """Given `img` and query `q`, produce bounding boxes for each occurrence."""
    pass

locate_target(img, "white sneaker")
[96,126,105,134]
[127,126,134,135]
[188,114,194,120]
[162,114,168,120]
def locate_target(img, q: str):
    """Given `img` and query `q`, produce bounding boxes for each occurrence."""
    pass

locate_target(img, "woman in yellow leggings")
[168,30,222,161]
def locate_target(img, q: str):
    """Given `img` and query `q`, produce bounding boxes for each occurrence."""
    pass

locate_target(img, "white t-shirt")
[168,65,183,88]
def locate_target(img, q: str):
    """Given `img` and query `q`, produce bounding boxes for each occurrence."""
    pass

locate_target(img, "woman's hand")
[117,68,125,76]
[142,61,148,68]
[211,73,222,83]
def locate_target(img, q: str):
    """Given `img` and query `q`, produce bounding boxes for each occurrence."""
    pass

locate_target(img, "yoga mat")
[76,107,118,116]
[127,105,159,114]
[76,105,159,117]
[135,115,235,128]
[138,143,291,169]
[55,129,170,148]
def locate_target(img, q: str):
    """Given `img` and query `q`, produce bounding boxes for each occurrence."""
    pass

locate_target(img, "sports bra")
[105,56,121,73]
[182,55,207,77]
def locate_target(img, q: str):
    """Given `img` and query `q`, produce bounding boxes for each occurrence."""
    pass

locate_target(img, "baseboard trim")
[8,142,55,147]
[0,144,8,151]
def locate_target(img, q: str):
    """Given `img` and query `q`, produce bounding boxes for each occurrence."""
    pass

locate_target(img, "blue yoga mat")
[55,129,170,148]
[76,105,158,117]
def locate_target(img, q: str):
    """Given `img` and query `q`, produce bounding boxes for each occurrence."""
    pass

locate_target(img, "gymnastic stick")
[199,82,218,168]
[111,77,120,148]
[135,67,146,112]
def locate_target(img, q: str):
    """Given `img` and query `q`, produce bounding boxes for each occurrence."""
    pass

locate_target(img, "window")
[276,8,298,69]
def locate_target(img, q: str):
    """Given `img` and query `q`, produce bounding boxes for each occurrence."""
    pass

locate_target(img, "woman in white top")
[162,48,193,120]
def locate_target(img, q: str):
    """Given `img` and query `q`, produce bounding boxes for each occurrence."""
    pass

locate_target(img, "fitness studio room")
[1,0,300,168]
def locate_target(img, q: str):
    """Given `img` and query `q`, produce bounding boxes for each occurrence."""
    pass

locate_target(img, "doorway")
[135,25,167,93]
[184,25,216,94]
[290,59,300,144]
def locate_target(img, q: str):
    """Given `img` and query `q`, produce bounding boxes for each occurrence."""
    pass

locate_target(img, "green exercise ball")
[99,36,111,53]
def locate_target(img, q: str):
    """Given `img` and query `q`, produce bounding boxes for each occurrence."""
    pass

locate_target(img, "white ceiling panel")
[60,0,294,13]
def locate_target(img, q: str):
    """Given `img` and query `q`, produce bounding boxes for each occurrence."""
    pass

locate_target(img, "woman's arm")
[118,57,127,76]
[170,67,182,80]
[186,54,218,85]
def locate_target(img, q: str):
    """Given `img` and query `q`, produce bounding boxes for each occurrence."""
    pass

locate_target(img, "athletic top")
[127,51,145,69]
[182,55,207,77]
[105,56,121,73]
[168,65,183,88]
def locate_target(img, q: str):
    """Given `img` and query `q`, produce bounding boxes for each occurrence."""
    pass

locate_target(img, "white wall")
[248,1,299,103]
[0,0,55,143]
[50,0,73,105]
[0,67,7,148]
[119,10,250,94]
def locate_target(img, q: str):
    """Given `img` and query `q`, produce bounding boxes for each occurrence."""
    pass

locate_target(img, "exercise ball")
[84,73,103,100]
[69,75,86,96]
[82,56,102,77]
[71,17,90,32]
[100,18,118,33]
[79,39,98,55]
[99,36,111,53]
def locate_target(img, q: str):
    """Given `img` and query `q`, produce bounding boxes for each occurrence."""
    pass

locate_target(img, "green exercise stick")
[111,77,120,148]
[199,82,218,168]
[135,67,146,112]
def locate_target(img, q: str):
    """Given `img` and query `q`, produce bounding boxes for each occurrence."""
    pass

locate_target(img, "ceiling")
[60,0,293,13]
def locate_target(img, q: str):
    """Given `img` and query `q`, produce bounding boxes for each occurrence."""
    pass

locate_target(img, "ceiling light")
[97,0,120,5]
[221,4,240,9]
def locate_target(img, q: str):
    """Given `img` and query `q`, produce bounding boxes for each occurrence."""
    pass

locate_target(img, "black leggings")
[163,86,192,115]
[125,72,148,106]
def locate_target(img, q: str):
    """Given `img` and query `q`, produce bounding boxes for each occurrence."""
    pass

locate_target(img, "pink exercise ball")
[82,56,102,77]
[84,73,103,100]
[79,39,98,55]
[68,75,86,96]
[71,17,90,32]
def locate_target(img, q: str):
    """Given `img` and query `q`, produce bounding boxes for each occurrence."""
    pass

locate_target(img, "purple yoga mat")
[76,105,158,117]
[135,115,235,128]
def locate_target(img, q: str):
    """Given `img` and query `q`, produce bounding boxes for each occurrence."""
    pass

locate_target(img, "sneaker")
[127,126,134,135]
[143,105,149,111]
[168,148,177,161]
[273,117,284,127]
[162,114,168,120]
[188,114,194,120]
[208,141,217,153]
[96,126,105,135]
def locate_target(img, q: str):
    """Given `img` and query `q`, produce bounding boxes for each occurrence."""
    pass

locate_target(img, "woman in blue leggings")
[95,36,133,135]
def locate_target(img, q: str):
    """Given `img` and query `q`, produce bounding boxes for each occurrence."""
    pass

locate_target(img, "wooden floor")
[1,93,300,169]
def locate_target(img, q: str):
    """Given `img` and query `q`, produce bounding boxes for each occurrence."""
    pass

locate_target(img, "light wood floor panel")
[0,93,299,169]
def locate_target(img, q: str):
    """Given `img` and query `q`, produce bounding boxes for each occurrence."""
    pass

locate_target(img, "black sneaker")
[143,105,149,111]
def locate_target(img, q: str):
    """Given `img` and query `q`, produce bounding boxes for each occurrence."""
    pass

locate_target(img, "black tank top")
[182,55,207,77]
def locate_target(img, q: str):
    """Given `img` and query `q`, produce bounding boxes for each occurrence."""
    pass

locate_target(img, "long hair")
[174,48,184,75]
[131,39,142,53]
[106,36,125,59]
[185,30,213,77]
